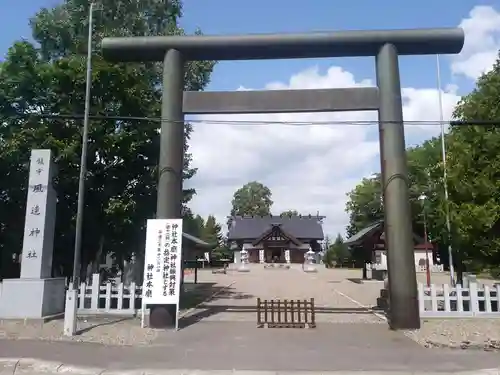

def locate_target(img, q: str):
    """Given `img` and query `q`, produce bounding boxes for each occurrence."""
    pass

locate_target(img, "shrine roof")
[182,232,211,248]
[227,215,324,241]
[345,220,435,250]
[344,221,383,246]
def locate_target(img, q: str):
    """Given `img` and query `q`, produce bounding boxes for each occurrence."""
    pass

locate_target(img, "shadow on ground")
[180,283,254,310]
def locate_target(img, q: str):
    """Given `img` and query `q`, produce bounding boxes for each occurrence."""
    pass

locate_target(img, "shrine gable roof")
[227,215,324,241]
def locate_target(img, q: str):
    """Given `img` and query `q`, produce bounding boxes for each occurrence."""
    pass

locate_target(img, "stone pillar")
[284,249,290,264]
[259,249,265,263]
[150,49,185,329]
[376,43,420,329]
[0,149,66,319]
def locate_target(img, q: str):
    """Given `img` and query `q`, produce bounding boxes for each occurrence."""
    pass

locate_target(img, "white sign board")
[142,219,183,328]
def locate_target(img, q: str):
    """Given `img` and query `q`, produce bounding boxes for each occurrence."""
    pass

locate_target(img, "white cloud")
[186,6,498,239]
[452,6,500,80]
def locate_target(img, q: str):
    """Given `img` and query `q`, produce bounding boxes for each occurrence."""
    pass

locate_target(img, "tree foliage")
[446,54,500,273]
[345,174,383,237]
[202,215,222,247]
[324,234,350,267]
[280,209,299,217]
[230,181,273,217]
[0,0,215,279]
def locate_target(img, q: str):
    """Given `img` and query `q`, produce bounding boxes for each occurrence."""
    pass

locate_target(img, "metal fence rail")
[257,298,316,328]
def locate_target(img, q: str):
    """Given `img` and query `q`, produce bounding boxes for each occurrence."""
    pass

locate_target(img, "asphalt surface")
[1,322,500,372]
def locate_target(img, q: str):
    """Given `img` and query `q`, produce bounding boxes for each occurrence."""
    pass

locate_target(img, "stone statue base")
[238,263,250,272]
[0,278,66,319]
[303,264,317,273]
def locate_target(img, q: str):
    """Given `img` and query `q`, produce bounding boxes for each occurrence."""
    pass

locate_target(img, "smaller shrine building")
[345,220,437,270]
[227,215,325,264]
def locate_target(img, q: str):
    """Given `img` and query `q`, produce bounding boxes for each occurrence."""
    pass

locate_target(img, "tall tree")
[447,53,500,275]
[0,0,215,279]
[230,181,273,219]
[280,210,299,217]
[202,215,222,246]
[345,174,383,237]
[344,139,449,264]
[330,233,350,264]
[344,50,500,276]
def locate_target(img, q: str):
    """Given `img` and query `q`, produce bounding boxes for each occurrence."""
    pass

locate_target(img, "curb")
[1,358,500,375]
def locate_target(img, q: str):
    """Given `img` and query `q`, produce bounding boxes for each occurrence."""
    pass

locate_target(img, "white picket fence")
[69,274,143,316]
[418,282,500,318]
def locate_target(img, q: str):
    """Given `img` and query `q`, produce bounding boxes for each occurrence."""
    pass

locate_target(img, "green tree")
[202,215,222,246]
[202,215,229,260]
[0,0,215,279]
[229,181,273,222]
[280,210,299,217]
[328,233,351,264]
[344,138,450,266]
[447,53,500,275]
[345,174,383,237]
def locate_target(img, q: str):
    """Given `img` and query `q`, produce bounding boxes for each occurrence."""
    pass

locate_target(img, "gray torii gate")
[102,27,464,330]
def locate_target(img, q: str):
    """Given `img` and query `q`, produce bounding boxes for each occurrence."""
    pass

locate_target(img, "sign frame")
[141,218,183,330]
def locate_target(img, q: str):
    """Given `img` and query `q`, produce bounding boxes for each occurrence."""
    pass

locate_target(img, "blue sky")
[1,0,498,236]
[0,0,494,93]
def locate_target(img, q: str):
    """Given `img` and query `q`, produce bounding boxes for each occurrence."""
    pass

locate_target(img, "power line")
[6,112,500,126]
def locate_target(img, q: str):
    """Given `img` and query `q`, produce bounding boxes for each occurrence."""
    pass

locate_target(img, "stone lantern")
[303,249,317,273]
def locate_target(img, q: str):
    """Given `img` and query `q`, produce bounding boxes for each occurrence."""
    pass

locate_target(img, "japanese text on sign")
[142,219,183,306]
[168,223,179,297]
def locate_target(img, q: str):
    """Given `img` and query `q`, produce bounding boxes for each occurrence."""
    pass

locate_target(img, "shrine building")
[227,215,325,264]
[345,220,437,271]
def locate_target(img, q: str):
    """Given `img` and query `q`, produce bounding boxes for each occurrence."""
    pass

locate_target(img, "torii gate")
[102,27,464,330]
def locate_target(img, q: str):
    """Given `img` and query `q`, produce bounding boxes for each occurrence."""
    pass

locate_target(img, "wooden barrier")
[257,298,316,328]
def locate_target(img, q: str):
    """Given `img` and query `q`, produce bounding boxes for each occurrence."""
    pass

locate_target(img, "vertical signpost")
[0,149,66,319]
[21,150,57,279]
[142,219,183,330]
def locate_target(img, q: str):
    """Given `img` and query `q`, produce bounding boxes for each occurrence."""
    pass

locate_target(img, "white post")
[90,273,100,311]
[469,280,479,315]
[284,249,291,264]
[63,289,78,336]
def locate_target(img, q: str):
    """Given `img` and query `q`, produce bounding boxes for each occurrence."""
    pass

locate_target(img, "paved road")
[2,322,500,372]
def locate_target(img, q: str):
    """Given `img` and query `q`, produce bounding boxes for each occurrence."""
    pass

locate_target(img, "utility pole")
[64,2,97,336]
[436,54,455,286]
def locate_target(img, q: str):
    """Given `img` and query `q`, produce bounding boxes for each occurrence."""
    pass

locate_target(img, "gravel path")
[181,265,383,324]
[0,317,158,346]
[405,319,500,351]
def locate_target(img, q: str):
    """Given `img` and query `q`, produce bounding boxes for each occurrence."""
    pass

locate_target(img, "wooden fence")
[257,298,316,328]
[418,282,500,318]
